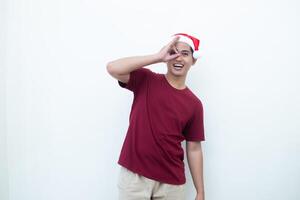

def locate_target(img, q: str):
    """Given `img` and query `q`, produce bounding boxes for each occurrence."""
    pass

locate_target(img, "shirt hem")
[117,160,186,185]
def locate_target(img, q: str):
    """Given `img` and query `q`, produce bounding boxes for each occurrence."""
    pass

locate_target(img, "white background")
[1,0,300,199]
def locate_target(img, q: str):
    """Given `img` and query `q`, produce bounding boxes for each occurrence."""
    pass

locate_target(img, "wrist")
[196,191,205,200]
[196,188,204,196]
[151,53,163,63]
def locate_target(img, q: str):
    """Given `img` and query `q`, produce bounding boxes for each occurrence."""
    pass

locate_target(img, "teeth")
[174,63,183,67]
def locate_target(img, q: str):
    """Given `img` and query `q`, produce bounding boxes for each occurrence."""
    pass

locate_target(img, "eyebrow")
[179,49,192,53]
[175,48,191,53]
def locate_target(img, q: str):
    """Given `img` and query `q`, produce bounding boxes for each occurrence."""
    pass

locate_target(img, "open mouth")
[173,63,184,70]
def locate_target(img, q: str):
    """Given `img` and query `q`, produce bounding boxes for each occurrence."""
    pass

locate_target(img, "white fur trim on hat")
[193,51,201,59]
[172,35,195,51]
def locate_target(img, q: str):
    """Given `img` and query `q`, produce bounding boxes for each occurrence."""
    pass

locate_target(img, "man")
[106,33,205,200]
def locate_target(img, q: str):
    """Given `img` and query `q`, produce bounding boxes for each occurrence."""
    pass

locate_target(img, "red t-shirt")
[117,68,205,185]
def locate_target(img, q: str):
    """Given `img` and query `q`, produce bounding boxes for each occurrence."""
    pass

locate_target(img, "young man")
[106,33,205,200]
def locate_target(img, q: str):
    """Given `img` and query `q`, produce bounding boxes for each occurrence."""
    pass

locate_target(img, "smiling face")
[166,42,196,78]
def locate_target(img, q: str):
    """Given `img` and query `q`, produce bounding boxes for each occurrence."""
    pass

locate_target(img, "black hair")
[190,47,194,54]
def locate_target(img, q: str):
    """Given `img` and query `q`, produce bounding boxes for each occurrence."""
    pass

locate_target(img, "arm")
[186,141,205,200]
[106,54,160,83]
[106,36,180,83]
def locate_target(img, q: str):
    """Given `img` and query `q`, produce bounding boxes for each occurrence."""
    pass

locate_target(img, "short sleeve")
[183,101,205,141]
[118,68,151,93]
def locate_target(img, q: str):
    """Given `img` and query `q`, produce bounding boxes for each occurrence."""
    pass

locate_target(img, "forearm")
[187,143,205,199]
[106,36,180,76]
[106,54,161,75]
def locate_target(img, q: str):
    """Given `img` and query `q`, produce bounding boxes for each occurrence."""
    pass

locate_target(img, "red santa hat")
[173,33,201,59]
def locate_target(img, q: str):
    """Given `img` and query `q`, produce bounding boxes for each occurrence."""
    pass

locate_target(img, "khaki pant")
[118,166,185,200]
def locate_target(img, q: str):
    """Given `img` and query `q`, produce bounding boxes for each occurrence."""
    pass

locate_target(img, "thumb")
[167,53,180,61]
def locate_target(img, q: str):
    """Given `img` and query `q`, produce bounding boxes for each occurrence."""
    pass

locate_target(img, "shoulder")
[186,89,203,105]
[134,67,153,74]
[129,67,156,82]
[185,90,204,115]
[131,67,156,79]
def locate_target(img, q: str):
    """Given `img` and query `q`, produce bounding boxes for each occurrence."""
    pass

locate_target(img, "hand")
[195,193,204,200]
[156,36,180,62]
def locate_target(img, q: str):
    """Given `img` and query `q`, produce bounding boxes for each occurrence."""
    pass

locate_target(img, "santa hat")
[173,33,201,59]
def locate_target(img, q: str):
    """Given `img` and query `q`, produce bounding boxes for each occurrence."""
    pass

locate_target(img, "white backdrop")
[1,0,300,199]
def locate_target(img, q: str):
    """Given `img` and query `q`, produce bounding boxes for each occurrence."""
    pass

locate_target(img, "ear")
[192,58,197,65]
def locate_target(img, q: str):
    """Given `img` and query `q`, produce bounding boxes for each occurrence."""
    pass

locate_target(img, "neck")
[164,72,187,90]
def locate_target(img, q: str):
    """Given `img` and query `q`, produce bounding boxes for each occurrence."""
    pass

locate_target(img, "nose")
[175,54,183,61]
[173,47,184,60]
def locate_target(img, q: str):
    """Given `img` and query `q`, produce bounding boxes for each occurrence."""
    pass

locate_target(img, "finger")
[174,47,179,53]
[167,36,180,47]
[168,46,179,55]
[168,52,180,60]
[169,45,179,53]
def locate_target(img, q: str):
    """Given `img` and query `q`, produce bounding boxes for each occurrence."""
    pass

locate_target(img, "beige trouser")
[118,166,185,200]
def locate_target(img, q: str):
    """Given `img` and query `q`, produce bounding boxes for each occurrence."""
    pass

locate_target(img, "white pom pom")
[193,51,201,59]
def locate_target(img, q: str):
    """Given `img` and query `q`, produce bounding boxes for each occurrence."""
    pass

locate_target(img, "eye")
[169,50,176,55]
[181,52,190,56]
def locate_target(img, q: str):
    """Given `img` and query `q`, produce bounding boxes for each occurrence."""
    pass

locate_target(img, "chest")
[146,77,194,129]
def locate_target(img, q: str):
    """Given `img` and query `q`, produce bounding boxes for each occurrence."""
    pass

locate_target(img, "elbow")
[186,141,202,152]
[106,62,114,75]
[106,62,112,74]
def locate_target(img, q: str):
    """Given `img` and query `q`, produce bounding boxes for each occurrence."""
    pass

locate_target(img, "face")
[166,42,196,77]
